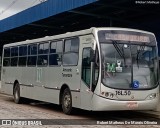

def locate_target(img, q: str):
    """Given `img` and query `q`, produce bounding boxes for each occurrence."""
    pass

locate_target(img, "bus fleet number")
[115,90,131,96]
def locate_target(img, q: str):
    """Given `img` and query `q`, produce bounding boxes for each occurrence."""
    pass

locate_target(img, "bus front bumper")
[92,94,159,111]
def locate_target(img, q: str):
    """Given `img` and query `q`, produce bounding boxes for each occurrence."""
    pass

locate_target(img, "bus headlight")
[105,92,109,97]
[146,93,157,100]
[101,92,117,99]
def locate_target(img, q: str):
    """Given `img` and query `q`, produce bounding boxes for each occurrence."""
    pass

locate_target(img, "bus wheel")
[13,83,22,104]
[62,88,72,114]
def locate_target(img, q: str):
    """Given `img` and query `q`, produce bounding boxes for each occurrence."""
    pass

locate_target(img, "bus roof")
[4,27,154,47]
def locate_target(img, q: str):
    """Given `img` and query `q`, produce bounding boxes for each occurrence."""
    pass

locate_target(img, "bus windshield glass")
[98,30,158,89]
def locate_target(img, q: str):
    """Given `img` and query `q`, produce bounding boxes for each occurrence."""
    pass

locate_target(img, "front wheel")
[62,88,72,114]
[13,83,22,104]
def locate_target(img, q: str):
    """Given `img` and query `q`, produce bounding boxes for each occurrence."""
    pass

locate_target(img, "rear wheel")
[13,83,22,104]
[62,88,72,114]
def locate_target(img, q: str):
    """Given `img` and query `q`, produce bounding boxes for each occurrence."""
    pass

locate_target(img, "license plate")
[115,90,131,96]
[127,102,138,109]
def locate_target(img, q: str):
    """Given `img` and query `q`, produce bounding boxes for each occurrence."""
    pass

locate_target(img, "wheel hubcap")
[64,94,70,108]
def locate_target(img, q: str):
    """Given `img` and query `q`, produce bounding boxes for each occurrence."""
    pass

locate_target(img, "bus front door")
[80,43,94,110]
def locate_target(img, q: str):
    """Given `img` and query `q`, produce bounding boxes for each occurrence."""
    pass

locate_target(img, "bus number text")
[115,90,131,96]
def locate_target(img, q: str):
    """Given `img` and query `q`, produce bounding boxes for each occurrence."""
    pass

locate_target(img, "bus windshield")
[98,30,158,89]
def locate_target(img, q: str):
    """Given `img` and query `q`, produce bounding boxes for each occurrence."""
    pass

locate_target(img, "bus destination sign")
[105,33,150,42]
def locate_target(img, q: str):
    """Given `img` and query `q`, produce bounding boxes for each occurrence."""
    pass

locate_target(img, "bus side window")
[4,48,10,57]
[3,58,10,66]
[18,45,27,66]
[3,48,10,66]
[49,40,63,66]
[63,38,79,66]
[27,44,37,66]
[37,42,49,66]
[11,47,18,66]
[82,48,91,87]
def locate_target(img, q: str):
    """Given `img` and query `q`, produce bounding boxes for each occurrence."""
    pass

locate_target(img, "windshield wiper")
[112,40,126,64]
[136,44,145,68]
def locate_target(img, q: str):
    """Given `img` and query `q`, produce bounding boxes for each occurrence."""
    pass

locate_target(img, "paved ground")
[0,81,160,127]
[0,93,160,128]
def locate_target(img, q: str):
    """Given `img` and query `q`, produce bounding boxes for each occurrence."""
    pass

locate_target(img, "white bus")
[0,27,159,114]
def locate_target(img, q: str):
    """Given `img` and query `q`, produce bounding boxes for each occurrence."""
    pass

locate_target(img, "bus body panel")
[1,67,24,95]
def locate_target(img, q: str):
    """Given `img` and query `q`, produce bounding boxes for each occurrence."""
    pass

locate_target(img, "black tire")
[62,88,72,115]
[13,83,22,104]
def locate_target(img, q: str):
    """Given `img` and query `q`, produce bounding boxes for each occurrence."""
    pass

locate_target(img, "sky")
[0,0,45,20]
